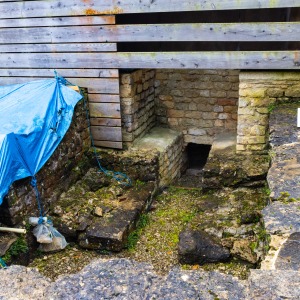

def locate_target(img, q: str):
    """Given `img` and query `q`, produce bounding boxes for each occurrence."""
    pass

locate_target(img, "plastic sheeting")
[0,77,82,204]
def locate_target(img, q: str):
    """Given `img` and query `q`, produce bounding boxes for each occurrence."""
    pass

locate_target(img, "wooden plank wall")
[0,0,299,148]
[0,13,122,149]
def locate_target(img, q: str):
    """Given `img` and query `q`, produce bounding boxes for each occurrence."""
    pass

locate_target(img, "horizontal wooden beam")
[1,23,299,44]
[88,94,120,103]
[102,22,300,42]
[0,77,119,93]
[0,69,118,78]
[0,0,298,18]
[89,103,121,118]
[0,51,299,69]
[91,126,122,141]
[90,118,121,127]
[0,15,115,28]
[0,43,117,52]
[93,140,122,149]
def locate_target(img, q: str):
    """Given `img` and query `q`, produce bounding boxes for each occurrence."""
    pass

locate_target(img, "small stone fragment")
[178,229,230,264]
[231,239,258,264]
[94,207,103,217]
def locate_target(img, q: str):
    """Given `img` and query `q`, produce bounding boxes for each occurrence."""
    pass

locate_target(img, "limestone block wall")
[157,129,184,187]
[0,97,91,225]
[237,72,300,154]
[131,127,184,187]
[120,69,156,147]
[155,69,239,145]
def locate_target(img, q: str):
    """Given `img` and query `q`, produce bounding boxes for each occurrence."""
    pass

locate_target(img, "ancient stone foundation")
[237,72,300,154]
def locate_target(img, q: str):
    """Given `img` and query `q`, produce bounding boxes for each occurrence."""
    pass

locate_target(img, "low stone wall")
[237,72,300,154]
[120,69,156,147]
[0,96,91,225]
[131,127,184,187]
[155,69,239,145]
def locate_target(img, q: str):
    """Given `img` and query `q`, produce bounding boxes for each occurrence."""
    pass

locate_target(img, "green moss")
[2,236,28,263]
[126,214,150,251]
[277,191,300,204]
[268,103,276,113]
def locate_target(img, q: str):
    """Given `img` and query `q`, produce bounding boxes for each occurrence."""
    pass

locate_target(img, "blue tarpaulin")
[0,77,82,204]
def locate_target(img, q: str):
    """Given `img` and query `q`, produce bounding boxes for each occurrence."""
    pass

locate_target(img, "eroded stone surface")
[249,269,300,300]
[268,103,300,200]
[47,259,248,300]
[178,229,230,264]
[275,232,300,271]
[262,202,300,235]
[203,133,269,188]
[261,101,300,272]
[153,268,248,300]
[0,265,51,300]
[267,143,300,200]
[3,259,300,299]
[47,259,160,300]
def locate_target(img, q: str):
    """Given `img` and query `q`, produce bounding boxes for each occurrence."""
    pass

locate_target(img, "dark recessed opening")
[187,143,211,170]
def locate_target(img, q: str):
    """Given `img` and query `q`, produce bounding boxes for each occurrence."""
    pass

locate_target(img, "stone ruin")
[1,71,300,270]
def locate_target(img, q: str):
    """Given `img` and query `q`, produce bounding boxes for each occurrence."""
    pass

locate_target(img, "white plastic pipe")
[0,227,26,234]
[297,108,300,127]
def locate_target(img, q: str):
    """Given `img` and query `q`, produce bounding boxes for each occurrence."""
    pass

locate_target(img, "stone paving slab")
[275,232,300,271]
[267,143,300,200]
[0,265,51,300]
[262,201,300,235]
[248,270,300,300]
[1,259,300,300]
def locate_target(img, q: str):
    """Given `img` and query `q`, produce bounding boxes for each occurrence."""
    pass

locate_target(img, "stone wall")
[131,127,184,187]
[155,70,239,145]
[120,69,156,147]
[0,96,91,225]
[237,72,300,154]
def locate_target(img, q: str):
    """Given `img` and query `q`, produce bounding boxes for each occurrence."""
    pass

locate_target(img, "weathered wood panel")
[106,22,300,42]
[88,94,120,103]
[0,26,107,44]
[112,22,300,42]
[90,126,122,141]
[1,22,299,44]
[1,51,299,69]
[0,77,120,93]
[90,118,121,127]
[0,0,298,18]
[0,69,118,78]
[89,103,121,118]
[93,140,123,149]
[0,15,115,27]
[0,43,117,52]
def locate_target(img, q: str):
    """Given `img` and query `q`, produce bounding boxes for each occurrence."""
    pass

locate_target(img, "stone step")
[132,126,183,187]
